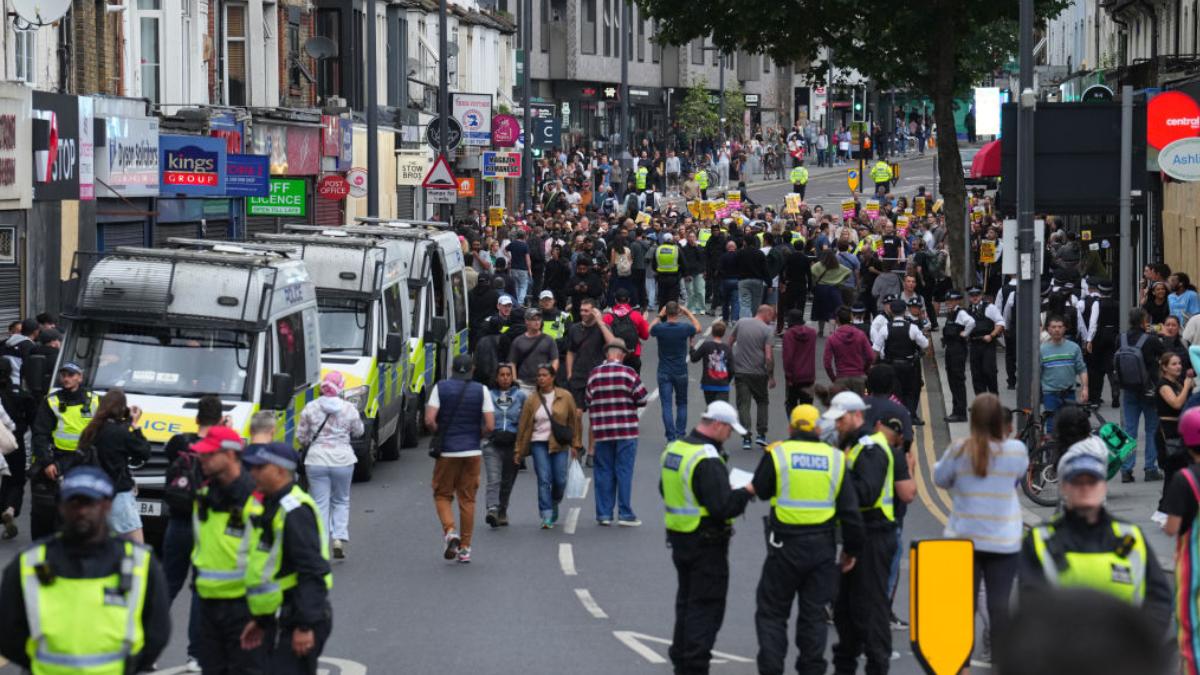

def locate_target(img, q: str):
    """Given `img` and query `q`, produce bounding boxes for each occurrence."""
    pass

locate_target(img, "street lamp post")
[438,0,450,223]
[1016,0,1040,419]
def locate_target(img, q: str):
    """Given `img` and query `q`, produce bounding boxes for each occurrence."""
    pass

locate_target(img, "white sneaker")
[1152,510,1168,526]
[185,658,202,672]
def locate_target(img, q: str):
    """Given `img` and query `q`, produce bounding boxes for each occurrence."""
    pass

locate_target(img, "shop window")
[274,312,307,388]
[225,3,247,105]
[316,9,341,103]
[288,15,302,89]
[581,0,596,55]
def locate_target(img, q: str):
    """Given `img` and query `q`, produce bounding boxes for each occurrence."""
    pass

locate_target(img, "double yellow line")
[912,386,953,526]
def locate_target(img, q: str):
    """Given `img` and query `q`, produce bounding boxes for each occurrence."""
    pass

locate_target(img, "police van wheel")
[353,434,378,483]
[399,394,423,449]
[380,424,401,461]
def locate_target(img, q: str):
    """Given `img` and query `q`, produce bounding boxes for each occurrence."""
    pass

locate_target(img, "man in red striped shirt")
[586,341,649,526]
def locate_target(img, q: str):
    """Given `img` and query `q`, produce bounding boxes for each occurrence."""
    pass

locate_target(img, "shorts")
[108,490,143,534]
[569,384,589,411]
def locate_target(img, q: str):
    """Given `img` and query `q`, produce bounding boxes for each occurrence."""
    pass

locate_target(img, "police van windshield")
[74,324,252,399]
[317,297,369,355]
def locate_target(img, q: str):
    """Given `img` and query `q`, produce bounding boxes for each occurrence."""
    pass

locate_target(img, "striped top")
[933,438,1029,553]
[1039,339,1086,392]
[585,361,649,441]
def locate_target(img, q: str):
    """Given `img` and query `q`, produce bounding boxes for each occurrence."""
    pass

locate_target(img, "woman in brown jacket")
[516,364,583,528]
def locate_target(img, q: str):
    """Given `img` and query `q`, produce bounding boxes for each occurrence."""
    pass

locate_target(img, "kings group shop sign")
[160,134,227,196]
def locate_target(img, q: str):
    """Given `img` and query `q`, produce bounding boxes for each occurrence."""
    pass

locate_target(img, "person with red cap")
[1160,407,1200,672]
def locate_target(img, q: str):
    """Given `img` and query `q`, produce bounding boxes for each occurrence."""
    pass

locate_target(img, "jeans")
[163,516,200,660]
[594,438,638,522]
[685,276,706,313]
[721,278,741,322]
[307,463,354,541]
[659,371,690,442]
[483,441,520,513]
[530,441,569,520]
[646,275,659,312]
[1121,390,1160,472]
[1041,389,1076,435]
[511,268,531,305]
[738,279,765,319]
[973,551,1018,659]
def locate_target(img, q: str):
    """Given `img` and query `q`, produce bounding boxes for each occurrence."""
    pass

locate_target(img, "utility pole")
[1016,0,1040,419]
[366,0,379,216]
[619,0,631,182]
[520,0,532,211]
[1119,85,1133,321]
[438,0,450,223]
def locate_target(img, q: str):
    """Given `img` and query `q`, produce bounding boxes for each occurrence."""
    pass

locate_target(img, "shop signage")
[744,93,760,107]
[322,115,341,156]
[455,177,475,197]
[452,93,493,146]
[160,134,227,196]
[78,97,94,200]
[482,151,521,178]
[426,188,456,204]
[1148,90,1200,170]
[426,117,463,151]
[338,119,353,172]
[318,175,350,200]
[97,116,160,198]
[1158,137,1200,181]
[247,178,306,217]
[210,112,244,154]
[0,85,32,210]
[32,91,80,201]
[252,124,320,176]
[491,114,520,147]
[346,167,368,198]
[225,154,270,197]
[532,119,559,148]
[397,152,425,186]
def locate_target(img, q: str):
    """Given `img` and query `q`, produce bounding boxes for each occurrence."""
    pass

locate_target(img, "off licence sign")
[248,178,307,217]
[482,151,521,178]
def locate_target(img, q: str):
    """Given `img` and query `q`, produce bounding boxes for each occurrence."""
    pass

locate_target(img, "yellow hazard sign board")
[847,169,860,193]
[910,539,974,675]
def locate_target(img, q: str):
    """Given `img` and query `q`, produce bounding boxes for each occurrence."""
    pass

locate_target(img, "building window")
[225,3,247,105]
[316,9,341,103]
[636,13,643,61]
[288,16,302,89]
[540,0,549,52]
[13,30,34,83]
[603,0,612,56]
[581,0,596,54]
[138,0,162,103]
[763,55,770,74]
[691,38,703,64]
[651,21,659,63]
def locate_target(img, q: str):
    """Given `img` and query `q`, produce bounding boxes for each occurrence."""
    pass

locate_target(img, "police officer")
[941,290,975,422]
[240,442,333,674]
[483,294,527,357]
[0,466,171,672]
[850,303,871,337]
[29,361,101,540]
[1082,280,1121,407]
[1001,277,1018,390]
[538,289,570,354]
[751,405,864,675]
[190,425,267,672]
[967,286,1006,395]
[869,295,896,353]
[789,161,810,201]
[636,162,650,195]
[655,232,682,308]
[872,299,929,423]
[661,400,755,675]
[694,167,710,200]
[826,391,915,675]
[870,159,893,196]
[1020,449,1171,634]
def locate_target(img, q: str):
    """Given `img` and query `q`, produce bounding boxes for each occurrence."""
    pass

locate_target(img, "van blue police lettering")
[792,454,830,471]
[141,420,184,434]
[283,285,304,305]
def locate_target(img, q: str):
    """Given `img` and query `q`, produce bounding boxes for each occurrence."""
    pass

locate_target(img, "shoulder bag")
[540,392,575,446]
[296,414,331,490]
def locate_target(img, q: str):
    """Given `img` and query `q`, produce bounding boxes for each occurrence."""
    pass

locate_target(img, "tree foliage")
[676,78,719,144]
[723,81,746,140]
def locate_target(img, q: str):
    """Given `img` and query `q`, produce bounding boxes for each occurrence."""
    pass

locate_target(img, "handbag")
[540,394,575,447]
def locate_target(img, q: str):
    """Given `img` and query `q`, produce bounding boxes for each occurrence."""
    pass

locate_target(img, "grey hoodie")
[3,334,30,386]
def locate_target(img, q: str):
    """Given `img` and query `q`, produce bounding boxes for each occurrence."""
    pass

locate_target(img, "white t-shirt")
[532,390,556,442]
[428,382,494,457]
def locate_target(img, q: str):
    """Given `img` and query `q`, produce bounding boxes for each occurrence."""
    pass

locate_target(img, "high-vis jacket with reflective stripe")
[1031,520,1148,606]
[245,484,332,617]
[770,440,845,525]
[846,431,895,521]
[45,393,100,452]
[191,487,257,599]
[661,441,724,533]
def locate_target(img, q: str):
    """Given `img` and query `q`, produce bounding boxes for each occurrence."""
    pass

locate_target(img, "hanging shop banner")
[247,178,306,217]
[225,154,270,197]
[96,116,160,198]
[210,112,244,154]
[78,97,94,200]
[397,152,426,186]
[482,151,521,178]
[452,93,493,146]
[338,119,353,172]
[322,115,341,156]
[252,124,289,175]
[31,91,80,201]
[160,134,227,196]
[0,85,32,210]
[491,114,520,148]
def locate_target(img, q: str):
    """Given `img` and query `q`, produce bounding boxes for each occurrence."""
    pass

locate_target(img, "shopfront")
[31,92,83,315]
[0,85,31,325]
[157,134,230,244]
[246,116,322,233]
[94,100,159,250]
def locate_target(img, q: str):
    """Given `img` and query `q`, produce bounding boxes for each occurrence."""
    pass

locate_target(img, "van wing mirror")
[265,373,295,410]
[24,354,47,396]
[426,317,449,343]
[382,333,405,363]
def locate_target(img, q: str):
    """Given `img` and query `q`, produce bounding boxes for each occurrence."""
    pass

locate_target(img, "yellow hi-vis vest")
[846,431,895,521]
[191,486,256,599]
[790,167,809,185]
[694,171,709,190]
[245,484,332,617]
[870,161,892,184]
[1030,519,1148,606]
[636,166,648,190]
[661,441,727,533]
[541,310,567,339]
[698,228,712,247]
[769,440,845,525]
[46,392,100,452]
[20,539,150,675]
[655,244,680,273]
[790,231,806,246]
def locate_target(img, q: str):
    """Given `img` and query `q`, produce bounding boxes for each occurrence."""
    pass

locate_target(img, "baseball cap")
[822,391,870,421]
[58,361,83,375]
[790,404,820,433]
[451,354,474,376]
[524,308,542,320]
[242,442,300,471]
[662,232,674,242]
[59,466,114,501]
[879,417,906,436]
[701,400,747,435]
[190,426,245,454]
[539,290,556,300]
[497,294,514,306]
[1058,450,1106,482]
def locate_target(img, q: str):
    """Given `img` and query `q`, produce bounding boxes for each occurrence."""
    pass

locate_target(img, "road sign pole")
[366,0,379,217]
[521,0,533,211]
[439,0,450,223]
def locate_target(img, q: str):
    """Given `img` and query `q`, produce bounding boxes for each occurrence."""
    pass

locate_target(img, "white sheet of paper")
[729,468,754,490]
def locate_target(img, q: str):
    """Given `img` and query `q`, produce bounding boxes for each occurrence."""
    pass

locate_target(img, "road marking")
[613,630,754,664]
[565,506,580,534]
[153,658,366,675]
[559,542,577,575]
[638,388,661,419]
[581,476,591,499]
[575,588,608,618]
[914,387,949,526]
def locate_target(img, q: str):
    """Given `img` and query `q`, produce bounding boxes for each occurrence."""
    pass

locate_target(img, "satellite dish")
[11,0,71,24]
[304,36,338,60]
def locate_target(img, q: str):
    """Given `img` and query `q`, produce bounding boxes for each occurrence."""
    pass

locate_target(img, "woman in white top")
[297,370,365,559]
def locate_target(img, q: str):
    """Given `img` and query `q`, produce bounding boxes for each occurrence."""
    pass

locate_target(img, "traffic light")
[852,87,866,123]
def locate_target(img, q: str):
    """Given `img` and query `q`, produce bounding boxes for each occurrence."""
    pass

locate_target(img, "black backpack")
[164,432,203,516]
[609,312,640,351]
[1113,333,1150,391]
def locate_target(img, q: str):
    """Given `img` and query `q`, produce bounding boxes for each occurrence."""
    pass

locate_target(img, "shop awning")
[970,140,1002,178]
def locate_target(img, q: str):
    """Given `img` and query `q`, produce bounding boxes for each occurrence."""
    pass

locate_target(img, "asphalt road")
[733,152,940,215]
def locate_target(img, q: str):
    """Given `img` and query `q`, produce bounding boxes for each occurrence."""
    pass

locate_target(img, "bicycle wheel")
[1022,437,1061,507]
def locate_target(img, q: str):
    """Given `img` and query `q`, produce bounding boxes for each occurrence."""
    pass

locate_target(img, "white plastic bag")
[565,459,587,499]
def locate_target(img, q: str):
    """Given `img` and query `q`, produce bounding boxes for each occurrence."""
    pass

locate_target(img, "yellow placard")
[635,211,651,225]
[914,197,926,217]
[785,193,802,214]
[897,214,910,229]
[1081,229,1092,241]
[687,200,701,218]
[865,200,880,217]
[841,198,857,221]
[980,240,997,264]
[487,206,504,227]
[910,540,974,675]
[726,190,740,203]
[971,206,985,223]
[700,201,716,220]
[713,199,727,212]
[932,198,944,213]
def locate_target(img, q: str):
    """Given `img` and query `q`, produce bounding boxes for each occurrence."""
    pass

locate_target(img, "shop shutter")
[154,222,200,246]
[245,217,280,236]
[199,220,232,241]
[396,187,416,219]
[0,263,21,327]
[99,222,147,251]
[314,195,342,225]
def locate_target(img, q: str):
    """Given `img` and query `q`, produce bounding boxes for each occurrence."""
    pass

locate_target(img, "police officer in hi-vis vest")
[824,391,916,675]
[750,405,864,675]
[655,232,683,309]
[29,361,102,540]
[789,162,810,201]
[189,425,268,672]
[239,442,333,674]
[660,400,754,675]
[0,466,171,673]
[1020,449,1171,634]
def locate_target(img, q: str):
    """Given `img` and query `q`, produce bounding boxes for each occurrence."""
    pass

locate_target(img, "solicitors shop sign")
[160,134,227,196]
[97,116,160,198]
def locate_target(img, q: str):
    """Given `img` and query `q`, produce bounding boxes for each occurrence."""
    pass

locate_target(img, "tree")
[722,81,746,141]
[676,78,719,149]
[637,0,1067,285]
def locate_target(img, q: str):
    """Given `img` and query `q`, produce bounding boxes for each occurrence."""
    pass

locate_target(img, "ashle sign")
[160,135,227,196]
[1158,137,1200,181]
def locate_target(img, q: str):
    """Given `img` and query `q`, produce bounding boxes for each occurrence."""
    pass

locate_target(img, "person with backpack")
[602,288,650,374]
[609,237,638,307]
[1115,308,1166,483]
[650,302,702,442]
[297,371,365,560]
[2,318,38,387]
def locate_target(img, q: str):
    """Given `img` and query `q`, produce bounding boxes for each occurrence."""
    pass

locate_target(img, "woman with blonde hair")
[933,393,1029,660]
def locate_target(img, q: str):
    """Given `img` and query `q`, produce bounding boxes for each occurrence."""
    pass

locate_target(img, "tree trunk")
[933,93,968,291]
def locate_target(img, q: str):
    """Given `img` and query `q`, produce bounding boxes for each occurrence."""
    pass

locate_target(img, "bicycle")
[1019,403,1133,507]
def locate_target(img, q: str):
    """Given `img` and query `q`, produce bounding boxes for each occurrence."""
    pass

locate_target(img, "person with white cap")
[482,294,527,357]
[660,400,755,675]
[825,391,915,675]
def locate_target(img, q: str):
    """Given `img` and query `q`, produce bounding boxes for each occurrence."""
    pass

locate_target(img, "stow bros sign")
[159,134,227,196]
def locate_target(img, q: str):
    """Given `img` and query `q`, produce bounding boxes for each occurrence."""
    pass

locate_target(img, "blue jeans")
[658,371,689,442]
[306,463,354,541]
[1041,389,1075,435]
[530,441,569,519]
[721,278,741,322]
[512,269,531,305]
[738,279,764,319]
[594,438,638,522]
[163,516,201,659]
[1121,390,1160,472]
[646,275,658,311]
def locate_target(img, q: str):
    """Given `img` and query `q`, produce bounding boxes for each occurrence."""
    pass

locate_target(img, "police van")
[253,231,413,481]
[284,219,468,447]
[56,242,322,535]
